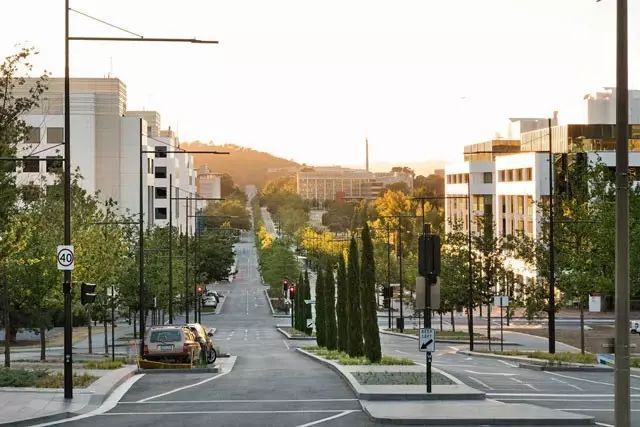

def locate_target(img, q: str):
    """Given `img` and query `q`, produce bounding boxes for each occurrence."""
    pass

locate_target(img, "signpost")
[57,245,75,271]
[494,295,509,352]
[419,328,435,393]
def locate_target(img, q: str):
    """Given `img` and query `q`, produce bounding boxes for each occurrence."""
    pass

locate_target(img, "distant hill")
[181,141,300,188]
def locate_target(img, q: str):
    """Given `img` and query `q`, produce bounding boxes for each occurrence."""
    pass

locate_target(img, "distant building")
[584,88,640,124]
[196,165,222,208]
[296,166,413,202]
[15,78,196,231]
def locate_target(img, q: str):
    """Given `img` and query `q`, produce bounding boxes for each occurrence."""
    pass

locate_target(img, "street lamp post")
[615,1,631,425]
[64,5,218,395]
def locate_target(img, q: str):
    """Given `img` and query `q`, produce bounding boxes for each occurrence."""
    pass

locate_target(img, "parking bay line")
[102,410,358,416]
[120,399,360,404]
[137,370,232,402]
[546,371,640,391]
[487,393,640,398]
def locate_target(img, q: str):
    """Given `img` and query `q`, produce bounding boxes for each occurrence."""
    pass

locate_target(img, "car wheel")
[207,347,217,364]
[631,329,637,334]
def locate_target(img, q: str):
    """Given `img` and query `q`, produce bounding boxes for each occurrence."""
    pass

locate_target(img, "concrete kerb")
[1,364,139,426]
[296,348,484,401]
[380,329,520,346]
[458,350,612,371]
[264,288,290,318]
[275,325,316,341]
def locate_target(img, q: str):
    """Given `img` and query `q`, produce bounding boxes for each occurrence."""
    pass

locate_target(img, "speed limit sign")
[57,245,75,271]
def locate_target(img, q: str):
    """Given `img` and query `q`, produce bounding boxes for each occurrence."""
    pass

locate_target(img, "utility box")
[589,295,602,312]
[415,276,440,310]
[396,317,404,330]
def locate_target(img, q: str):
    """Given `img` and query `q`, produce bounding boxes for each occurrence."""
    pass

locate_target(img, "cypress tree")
[304,270,312,335]
[347,237,364,357]
[324,261,338,350]
[361,223,381,362]
[336,255,348,352]
[315,267,326,347]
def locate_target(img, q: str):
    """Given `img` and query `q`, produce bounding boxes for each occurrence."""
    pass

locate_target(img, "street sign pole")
[500,300,504,353]
[419,328,435,394]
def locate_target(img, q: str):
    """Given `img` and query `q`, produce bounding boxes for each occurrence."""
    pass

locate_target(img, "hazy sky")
[2,0,638,169]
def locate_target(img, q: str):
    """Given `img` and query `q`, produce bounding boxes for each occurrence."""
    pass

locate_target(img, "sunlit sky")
[2,0,639,170]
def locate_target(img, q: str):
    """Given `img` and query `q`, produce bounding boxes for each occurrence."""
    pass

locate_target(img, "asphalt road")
[59,231,379,427]
[34,229,638,427]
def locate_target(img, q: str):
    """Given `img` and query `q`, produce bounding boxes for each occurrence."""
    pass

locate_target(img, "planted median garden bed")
[386,328,496,341]
[0,368,97,388]
[480,350,597,364]
[353,371,454,386]
[303,346,414,366]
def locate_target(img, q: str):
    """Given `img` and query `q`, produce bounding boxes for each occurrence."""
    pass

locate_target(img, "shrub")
[83,359,123,369]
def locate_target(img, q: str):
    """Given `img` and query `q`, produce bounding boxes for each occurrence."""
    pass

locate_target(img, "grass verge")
[83,359,124,369]
[302,346,414,365]
[480,350,597,364]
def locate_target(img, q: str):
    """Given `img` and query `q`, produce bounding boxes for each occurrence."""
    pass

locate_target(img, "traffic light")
[80,282,97,305]
[418,233,441,280]
[289,285,296,301]
[197,286,203,294]
[283,279,289,295]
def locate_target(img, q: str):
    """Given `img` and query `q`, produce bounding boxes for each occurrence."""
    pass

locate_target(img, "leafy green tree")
[347,237,364,357]
[336,255,348,352]
[315,266,326,347]
[360,223,381,362]
[195,229,235,283]
[0,47,48,234]
[295,272,304,332]
[324,261,337,350]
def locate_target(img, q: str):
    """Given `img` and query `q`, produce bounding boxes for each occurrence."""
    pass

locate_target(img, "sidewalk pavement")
[0,365,138,426]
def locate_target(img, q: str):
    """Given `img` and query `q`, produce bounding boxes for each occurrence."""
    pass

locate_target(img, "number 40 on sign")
[57,245,75,271]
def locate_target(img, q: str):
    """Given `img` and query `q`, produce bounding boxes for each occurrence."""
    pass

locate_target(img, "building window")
[498,170,505,182]
[155,187,167,199]
[524,167,533,181]
[46,156,63,173]
[517,196,524,215]
[47,127,64,144]
[155,207,167,220]
[155,146,167,158]
[483,172,492,184]
[26,127,40,144]
[155,166,167,179]
[22,157,40,173]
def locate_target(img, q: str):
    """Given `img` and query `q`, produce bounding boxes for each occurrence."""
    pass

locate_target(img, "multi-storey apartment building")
[445,122,640,284]
[15,78,196,231]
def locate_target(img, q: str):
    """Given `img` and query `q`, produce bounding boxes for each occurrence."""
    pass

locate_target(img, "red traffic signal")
[289,285,296,300]
[197,286,203,293]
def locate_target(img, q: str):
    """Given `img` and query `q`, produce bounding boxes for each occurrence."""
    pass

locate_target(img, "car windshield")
[150,330,181,343]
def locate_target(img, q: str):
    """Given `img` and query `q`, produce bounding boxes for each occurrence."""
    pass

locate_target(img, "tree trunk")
[487,304,491,351]
[133,313,137,340]
[580,298,585,354]
[104,317,108,355]
[479,304,482,317]
[439,312,443,331]
[451,311,455,332]
[87,305,92,354]
[40,327,46,361]
[3,275,10,368]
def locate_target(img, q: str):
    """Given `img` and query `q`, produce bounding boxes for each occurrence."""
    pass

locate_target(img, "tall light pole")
[615,0,630,425]
[64,5,218,396]
[548,118,556,354]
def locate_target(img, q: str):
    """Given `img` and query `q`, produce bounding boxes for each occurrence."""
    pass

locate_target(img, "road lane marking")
[525,383,540,391]
[546,371,640,391]
[510,377,523,384]
[496,398,640,402]
[487,393,640,397]
[102,410,359,416]
[283,339,290,350]
[551,377,584,391]
[468,376,491,390]
[498,359,518,368]
[296,410,359,427]
[394,350,408,355]
[557,409,640,412]
[32,374,145,426]
[596,423,614,427]
[449,346,460,351]
[120,399,359,404]
[464,370,516,376]
[137,371,231,402]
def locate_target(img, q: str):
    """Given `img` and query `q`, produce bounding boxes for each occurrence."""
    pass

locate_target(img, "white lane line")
[488,393,640,397]
[546,371,640,391]
[498,359,518,368]
[551,377,584,391]
[137,370,232,402]
[510,377,523,384]
[497,398,640,402]
[468,376,492,390]
[32,374,145,426]
[525,383,540,391]
[283,339,290,350]
[394,350,408,355]
[121,399,359,404]
[464,370,517,376]
[296,409,359,427]
[557,409,640,412]
[102,410,353,416]
[449,346,460,351]
[596,423,614,427]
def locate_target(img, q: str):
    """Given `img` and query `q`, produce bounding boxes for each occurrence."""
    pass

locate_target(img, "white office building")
[15,78,196,231]
[585,88,640,124]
